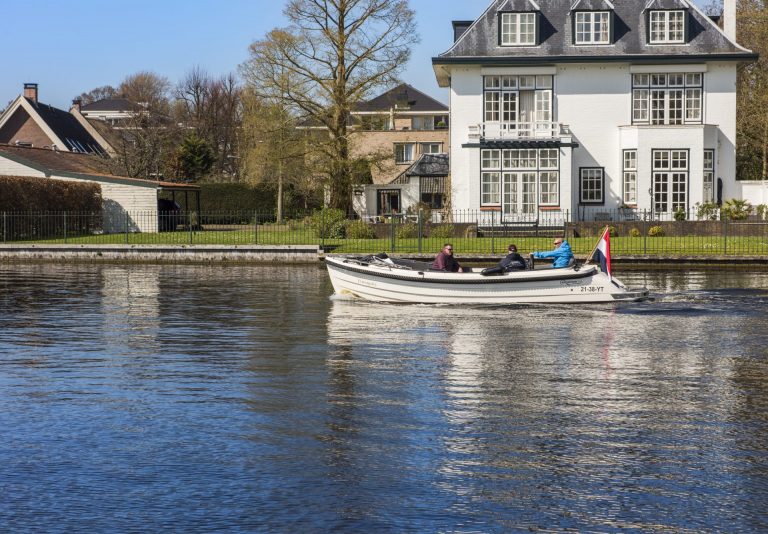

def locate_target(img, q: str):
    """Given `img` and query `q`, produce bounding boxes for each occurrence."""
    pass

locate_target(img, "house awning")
[462,140,579,149]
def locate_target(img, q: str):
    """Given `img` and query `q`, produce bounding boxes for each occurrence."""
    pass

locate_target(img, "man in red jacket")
[431,243,465,272]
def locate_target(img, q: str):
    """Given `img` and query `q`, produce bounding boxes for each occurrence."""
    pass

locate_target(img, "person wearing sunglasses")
[531,237,574,269]
[431,243,465,272]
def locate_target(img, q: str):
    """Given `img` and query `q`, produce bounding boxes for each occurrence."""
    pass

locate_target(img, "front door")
[652,150,688,214]
[502,172,537,220]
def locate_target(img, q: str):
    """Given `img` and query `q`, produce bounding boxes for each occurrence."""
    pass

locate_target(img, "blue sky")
[1,0,713,110]
[0,0,481,110]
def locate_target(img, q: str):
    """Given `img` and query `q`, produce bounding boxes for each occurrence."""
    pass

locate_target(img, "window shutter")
[684,11,690,43]
[535,12,540,46]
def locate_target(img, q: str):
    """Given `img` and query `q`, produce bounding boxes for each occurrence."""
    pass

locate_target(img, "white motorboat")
[324,254,649,304]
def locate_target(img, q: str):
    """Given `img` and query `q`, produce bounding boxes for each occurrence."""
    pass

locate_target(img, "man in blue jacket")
[532,237,574,268]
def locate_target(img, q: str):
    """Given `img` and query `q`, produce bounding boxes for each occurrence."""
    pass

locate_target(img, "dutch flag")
[593,228,612,281]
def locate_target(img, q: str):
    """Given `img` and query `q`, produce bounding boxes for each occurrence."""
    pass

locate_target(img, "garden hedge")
[0,175,102,212]
[168,183,321,217]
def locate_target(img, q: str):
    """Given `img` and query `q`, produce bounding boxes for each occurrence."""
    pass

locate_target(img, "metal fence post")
[418,209,423,254]
[390,213,395,253]
[723,213,728,256]
[643,210,647,255]
[254,211,258,244]
[189,211,194,245]
[63,212,67,244]
[124,211,129,244]
[490,209,496,255]
[321,209,325,250]
[3,212,6,243]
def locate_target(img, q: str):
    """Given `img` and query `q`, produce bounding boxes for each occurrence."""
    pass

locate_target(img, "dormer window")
[500,12,537,46]
[649,10,686,43]
[574,11,611,44]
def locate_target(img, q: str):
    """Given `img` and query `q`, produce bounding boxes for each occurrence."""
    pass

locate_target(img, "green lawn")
[14,228,768,256]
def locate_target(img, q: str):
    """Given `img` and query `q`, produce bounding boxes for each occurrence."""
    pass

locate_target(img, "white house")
[432,0,756,222]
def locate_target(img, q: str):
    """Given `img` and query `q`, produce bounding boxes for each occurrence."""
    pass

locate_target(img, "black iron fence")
[1,208,768,257]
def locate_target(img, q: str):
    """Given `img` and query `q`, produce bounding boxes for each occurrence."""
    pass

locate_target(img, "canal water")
[1,263,767,532]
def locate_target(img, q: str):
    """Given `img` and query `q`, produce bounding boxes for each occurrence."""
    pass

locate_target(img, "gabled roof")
[497,0,540,12]
[0,95,107,155]
[644,0,688,9]
[571,0,615,10]
[355,83,447,113]
[80,97,144,113]
[404,153,449,177]
[0,144,198,190]
[390,153,449,184]
[434,0,755,78]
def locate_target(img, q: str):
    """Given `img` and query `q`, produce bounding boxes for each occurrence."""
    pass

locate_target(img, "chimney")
[24,83,38,104]
[71,98,82,112]
[723,0,736,41]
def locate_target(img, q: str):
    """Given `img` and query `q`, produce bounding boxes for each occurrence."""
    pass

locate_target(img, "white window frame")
[703,149,715,203]
[539,171,559,206]
[500,12,537,46]
[483,76,554,136]
[482,148,559,208]
[575,11,610,45]
[580,168,604,204]
[412,116,437,131]
[653,149,688,213]
[632,72,703,125]
[394,143,416,164]
[649,10,686,44]
[623,150,637,205]
[482,172,501,205]
[420,143,442,154]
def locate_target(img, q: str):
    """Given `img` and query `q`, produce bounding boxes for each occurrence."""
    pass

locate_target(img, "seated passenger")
[481,244,527,276]
[431,243,465,272]
[531,238,574,268]
[499,244,526,271]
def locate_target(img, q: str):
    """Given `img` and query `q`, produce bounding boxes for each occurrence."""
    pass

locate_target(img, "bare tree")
[240,87,314,219]
[74,85,118,105]
[241,0,419,213]
[106,112,181,181]
[736,0,768,181]
[175,68,242,180]
[119,71,172,114]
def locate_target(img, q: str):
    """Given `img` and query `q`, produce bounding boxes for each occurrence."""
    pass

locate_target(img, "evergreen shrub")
[396,222,418,239]
[0,175,102,212]
[429,223,455,239]
[648,225,665,237]
[310,208,346,238]
[345,220,376,239]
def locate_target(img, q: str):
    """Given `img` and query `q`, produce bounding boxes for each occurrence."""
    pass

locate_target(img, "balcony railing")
[469,122,565,141]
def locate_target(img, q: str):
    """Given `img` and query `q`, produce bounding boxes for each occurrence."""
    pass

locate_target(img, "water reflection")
[0,264,766,531]
[326,281,768,531]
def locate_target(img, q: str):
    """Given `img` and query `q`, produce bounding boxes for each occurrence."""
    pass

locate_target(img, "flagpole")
[584,225,610,265]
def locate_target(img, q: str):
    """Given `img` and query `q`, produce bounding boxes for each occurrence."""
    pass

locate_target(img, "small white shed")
[0,144,199,233]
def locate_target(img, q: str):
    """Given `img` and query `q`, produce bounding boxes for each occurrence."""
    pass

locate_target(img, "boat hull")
[325,256,648,304]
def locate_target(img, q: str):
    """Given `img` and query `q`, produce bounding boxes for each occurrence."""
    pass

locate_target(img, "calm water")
[1,263,768,532]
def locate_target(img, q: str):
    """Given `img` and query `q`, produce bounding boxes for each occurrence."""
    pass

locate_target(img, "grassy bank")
[13,229,768,256]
